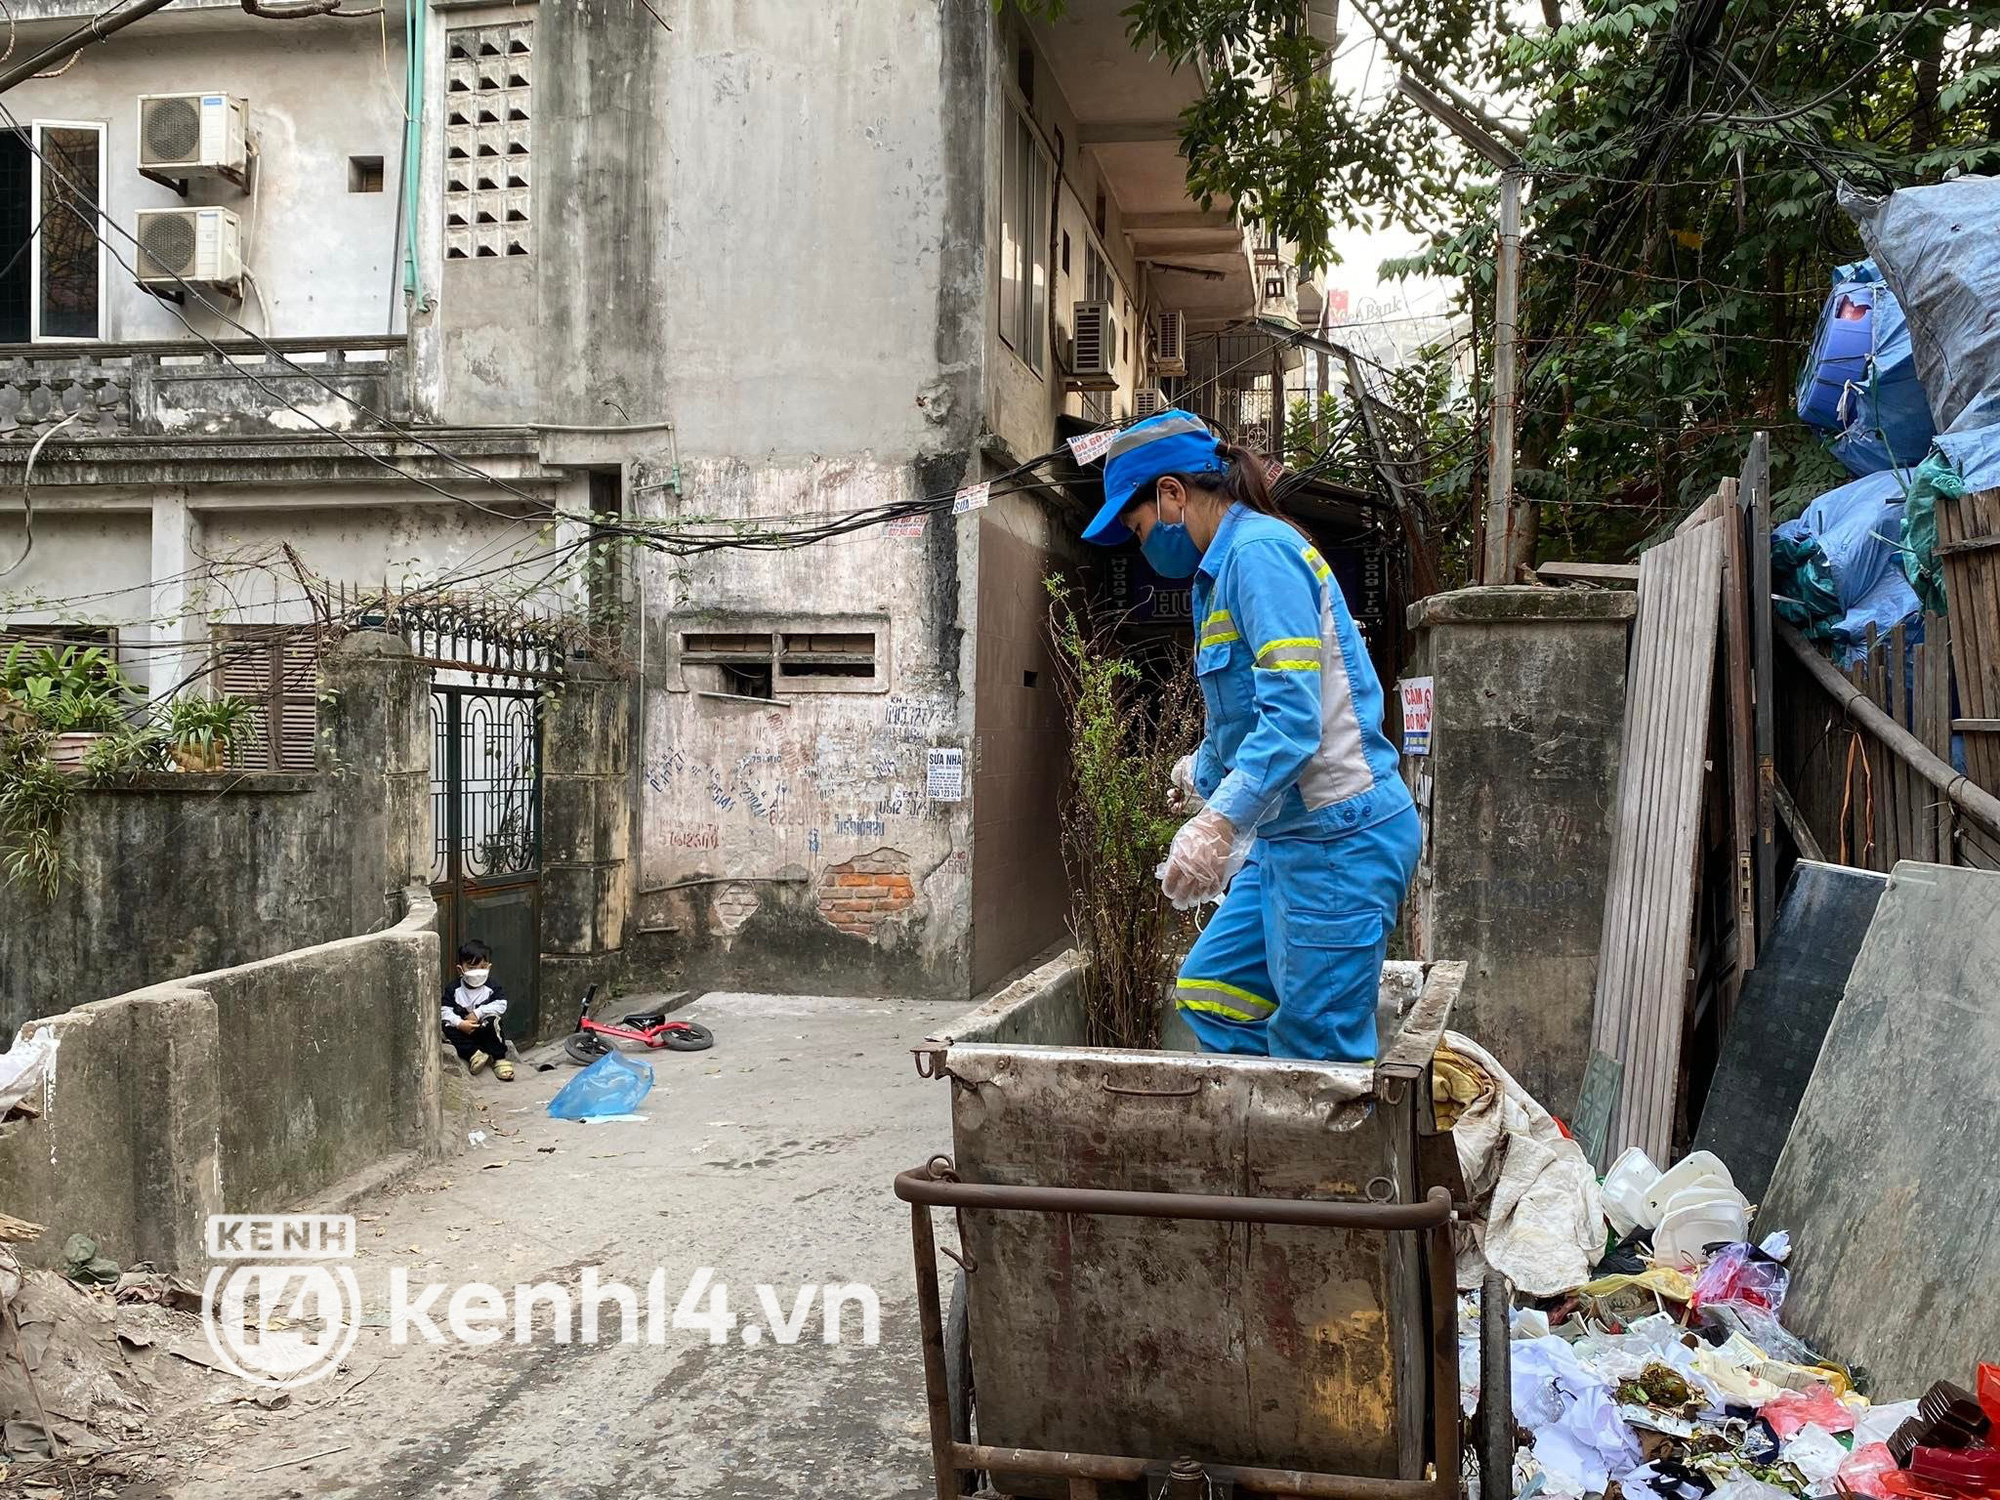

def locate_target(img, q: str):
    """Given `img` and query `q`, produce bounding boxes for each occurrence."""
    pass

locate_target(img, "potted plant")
[163,695,253,772]
[0,645,139,772]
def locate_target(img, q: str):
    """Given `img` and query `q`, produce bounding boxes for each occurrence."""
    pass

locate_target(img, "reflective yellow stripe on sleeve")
[1300,545,1333,583]
[1255,636,1323,672]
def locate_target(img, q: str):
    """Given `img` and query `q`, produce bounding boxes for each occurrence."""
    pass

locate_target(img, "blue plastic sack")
[1845,176,2000,435]
[1823,565,1922,666]
[547,1049,654,1120]
[1900,422,2000,618]
[1771,468,1912,632]
[1796,259,1935,475]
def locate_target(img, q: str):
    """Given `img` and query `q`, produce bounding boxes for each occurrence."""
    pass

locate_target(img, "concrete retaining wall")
[0,890,444,1272]
[0,631,430,1039]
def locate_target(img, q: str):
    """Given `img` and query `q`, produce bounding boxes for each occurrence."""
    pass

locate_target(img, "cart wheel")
[1477,1269,1515,1500]
[945,1268,981,1496]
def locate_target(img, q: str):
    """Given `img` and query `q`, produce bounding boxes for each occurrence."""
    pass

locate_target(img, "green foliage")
[1005,0,2000,562]
[1,643,139,734]
[1045,577,1201,1049]
[0,749,72,897]
[161,695,253,767]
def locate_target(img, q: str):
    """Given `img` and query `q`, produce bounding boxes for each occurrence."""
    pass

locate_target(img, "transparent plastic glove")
[1166,754,1203,814]
[1159,807,1239,908]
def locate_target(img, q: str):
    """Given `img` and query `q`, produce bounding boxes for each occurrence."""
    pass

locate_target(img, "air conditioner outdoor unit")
[136,207,243,290]
[137,93,249,183]
[1133,387,1169,419]
[1155,309,1187,377]
[1067,300,1118,390]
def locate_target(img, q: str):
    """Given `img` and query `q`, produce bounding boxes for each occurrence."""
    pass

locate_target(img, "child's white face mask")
[462,968,490,989]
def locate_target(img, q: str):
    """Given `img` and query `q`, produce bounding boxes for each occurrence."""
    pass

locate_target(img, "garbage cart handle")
[893,1167,1454,1230]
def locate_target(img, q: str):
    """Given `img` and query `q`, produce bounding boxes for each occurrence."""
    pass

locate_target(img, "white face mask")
[461,969,490,990]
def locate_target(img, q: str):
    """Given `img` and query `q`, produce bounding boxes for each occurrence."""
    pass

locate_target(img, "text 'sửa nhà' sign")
[1399,676,1434,756]
[926,747,965,802]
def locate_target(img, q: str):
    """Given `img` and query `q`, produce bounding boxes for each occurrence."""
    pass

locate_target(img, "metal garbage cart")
[896,957,1513,1499]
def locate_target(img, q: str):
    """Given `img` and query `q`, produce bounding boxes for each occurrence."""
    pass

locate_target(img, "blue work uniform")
[1177,503,1421,1064]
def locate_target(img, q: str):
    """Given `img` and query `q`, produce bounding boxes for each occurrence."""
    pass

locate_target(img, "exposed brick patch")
[711,882,761,934]
[816,847,915,940]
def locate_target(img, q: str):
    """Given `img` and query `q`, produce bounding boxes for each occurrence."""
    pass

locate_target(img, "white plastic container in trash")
[1641,1150,1737,1225]
[1653,1191,1751,1268]
[1601,1146,1663,1236]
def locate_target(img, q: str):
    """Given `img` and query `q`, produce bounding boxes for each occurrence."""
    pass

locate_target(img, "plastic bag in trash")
[547,1050,654,1120]
[1691,1243,1789,1317]
[1782,1423,1851,1495]
[1838,1442,1902,1500]
[1980,1363,2000,1428]
[1764,1385,1857,1440]
[1699,1301,1823,1370]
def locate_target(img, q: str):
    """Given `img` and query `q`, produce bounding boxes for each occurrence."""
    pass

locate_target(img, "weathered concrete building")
[0,0,1307,1008]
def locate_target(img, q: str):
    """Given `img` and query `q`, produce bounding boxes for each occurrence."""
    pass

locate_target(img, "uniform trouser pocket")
[1261,834,1403,1064]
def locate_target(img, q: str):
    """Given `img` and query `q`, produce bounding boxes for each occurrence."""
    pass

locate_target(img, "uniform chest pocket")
[1194,638,1252,719]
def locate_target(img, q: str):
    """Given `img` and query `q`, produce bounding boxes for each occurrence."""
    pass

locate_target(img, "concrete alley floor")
[172,991,963,1500]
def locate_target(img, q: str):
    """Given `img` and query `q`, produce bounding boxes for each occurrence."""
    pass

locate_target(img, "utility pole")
[1395,73,1529,585]
[0,0,181,95]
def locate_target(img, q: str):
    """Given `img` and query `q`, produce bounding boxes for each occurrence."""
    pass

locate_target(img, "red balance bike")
[564,985,715,1064]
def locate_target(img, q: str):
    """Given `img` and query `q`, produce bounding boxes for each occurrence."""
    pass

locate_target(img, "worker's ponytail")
[1171,437,1305,537]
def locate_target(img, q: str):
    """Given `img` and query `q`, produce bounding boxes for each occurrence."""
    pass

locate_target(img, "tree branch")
[1345,0,1529,147]
[240,0,383,17]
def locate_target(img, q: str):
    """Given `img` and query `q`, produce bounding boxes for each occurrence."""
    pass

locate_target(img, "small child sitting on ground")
[441,938,514,1081]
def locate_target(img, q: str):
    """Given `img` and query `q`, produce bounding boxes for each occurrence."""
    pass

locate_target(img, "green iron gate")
[430,684,542,1040]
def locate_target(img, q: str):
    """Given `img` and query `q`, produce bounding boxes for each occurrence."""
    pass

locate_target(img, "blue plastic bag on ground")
[1845,176,2000,435]
[547,1049,654,1120]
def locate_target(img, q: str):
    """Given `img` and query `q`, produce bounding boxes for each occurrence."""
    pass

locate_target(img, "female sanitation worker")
[1082,412,1421,1064]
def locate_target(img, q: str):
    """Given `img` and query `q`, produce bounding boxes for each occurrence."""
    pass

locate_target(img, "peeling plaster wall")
[638,459,977,1000]
[613,0,992,1000]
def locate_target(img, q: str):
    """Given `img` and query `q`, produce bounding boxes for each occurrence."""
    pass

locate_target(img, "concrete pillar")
[144,487,197,702]
[318,631,432,931]
[539,661,633,1027]
[1404,586,1637,1115]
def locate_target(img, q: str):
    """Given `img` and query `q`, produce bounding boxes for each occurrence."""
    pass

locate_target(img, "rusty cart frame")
[896,957,1513,1500]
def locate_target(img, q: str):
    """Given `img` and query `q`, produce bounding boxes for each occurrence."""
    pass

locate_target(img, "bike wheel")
[663,1022,715,1053]
[564,1031,611,1065]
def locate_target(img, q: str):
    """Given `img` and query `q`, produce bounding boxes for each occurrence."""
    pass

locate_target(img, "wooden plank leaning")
[1589,516,1724,1164]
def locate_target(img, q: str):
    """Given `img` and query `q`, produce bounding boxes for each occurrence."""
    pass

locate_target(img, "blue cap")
[1082,411,1230,545]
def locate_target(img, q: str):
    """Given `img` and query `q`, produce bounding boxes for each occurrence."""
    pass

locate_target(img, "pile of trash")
[1461,1146,2000,1500]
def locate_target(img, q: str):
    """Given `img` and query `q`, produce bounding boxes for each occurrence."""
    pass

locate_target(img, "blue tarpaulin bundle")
[1900,422,2000,615]
[1794,259,1935,475]
[1771,469,1921,663]
[1844,176,2000,436]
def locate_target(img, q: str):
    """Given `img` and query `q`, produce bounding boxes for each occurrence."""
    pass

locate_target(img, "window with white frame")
[999,107,1050,374]
[0,121,105,342]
